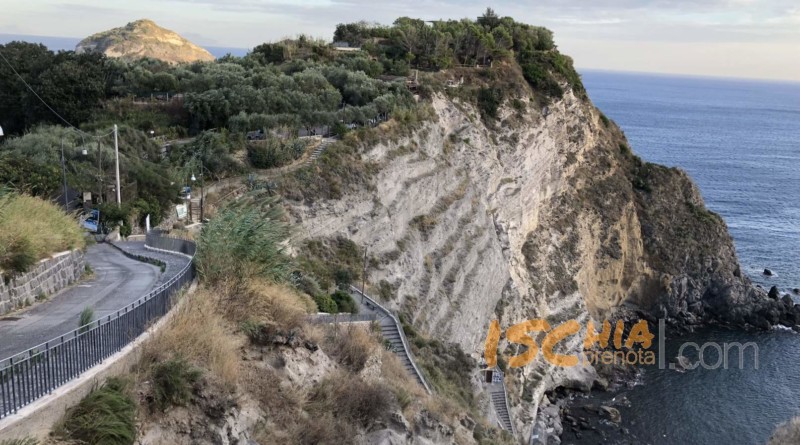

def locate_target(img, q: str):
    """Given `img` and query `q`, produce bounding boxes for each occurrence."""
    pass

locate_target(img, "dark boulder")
[782,295,795,308]
[763,268,773,276]
[793,288,799,295]
[768,286,781,299]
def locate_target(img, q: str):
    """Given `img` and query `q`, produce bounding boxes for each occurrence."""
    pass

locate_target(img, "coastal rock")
[600,406,622,424]
[673,355,694,372]
[764,268,774,276]
[793,288,799,295]
[782,295,795,308]
[76,19,215,64]
[289,81,785,441]
[769,286,781,299]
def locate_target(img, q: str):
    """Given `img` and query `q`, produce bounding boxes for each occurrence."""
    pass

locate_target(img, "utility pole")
[199,158,205,222]
[97,138,102,204]
[61,139,68,209]
[114,124,121,206]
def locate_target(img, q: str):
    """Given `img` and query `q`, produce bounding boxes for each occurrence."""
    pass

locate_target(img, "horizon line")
[2,32,798,85]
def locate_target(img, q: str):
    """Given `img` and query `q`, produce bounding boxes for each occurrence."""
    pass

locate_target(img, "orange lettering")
[583,320,612,349]
[506,319,550,368]
[542,320,580,367]
[625,320,654,349]
[483,320,501,368]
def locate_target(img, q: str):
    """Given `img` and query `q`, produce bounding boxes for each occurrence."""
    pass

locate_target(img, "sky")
[1,0,799,82]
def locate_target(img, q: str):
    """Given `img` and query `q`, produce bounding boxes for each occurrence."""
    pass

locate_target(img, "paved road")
[0,243,161,360]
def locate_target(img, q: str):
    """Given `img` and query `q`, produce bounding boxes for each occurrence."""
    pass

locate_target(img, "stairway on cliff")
[379,318,428,389]
[489,381,514,432]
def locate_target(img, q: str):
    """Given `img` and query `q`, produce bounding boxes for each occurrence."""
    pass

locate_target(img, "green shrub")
[477,87,503,121]
[195,193,291,286]
[377,279,395,301]
[297,236,363,291]
[331,290,358,314]
[57,377,136,445]
[119,222,132,239]
[313,294,338,313]
[294,273,323,297]
[150,358,202,411]
[79,307,94,333]
[0,438,39,445]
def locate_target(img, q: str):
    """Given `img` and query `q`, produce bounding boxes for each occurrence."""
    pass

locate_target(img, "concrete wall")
[0,250,86,316]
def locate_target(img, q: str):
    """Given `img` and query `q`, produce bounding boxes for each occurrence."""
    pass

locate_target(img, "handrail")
[0,234,195,419]
[499,371,516,436]
[349,285,432,394]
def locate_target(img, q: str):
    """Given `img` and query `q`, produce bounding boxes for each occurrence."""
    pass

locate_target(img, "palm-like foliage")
[195,192,292,286]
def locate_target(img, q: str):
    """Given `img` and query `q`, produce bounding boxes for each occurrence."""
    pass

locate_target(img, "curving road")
[0,243,163,360]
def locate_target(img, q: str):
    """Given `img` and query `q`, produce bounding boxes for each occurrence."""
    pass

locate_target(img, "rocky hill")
[75,19,214,64]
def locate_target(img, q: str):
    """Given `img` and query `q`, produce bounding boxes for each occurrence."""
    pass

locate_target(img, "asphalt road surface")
[0,243,161,360]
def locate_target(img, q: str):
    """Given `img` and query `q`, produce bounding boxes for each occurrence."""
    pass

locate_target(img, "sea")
[564,71,800,444]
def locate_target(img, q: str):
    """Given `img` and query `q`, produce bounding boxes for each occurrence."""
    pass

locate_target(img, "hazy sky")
[2,0,799,81]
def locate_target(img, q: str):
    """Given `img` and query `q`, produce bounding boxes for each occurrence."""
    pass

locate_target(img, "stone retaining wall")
[0,250,86,315]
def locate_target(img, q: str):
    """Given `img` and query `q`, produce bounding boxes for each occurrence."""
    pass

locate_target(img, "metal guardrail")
[349,285,432,394]
[0,234,195,419]
[309,313,379,324]
[146,230,196,256]
[498,370,517,436]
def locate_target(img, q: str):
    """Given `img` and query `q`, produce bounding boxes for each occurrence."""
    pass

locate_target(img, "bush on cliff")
[195,192,291,286]
[55,377,136,445]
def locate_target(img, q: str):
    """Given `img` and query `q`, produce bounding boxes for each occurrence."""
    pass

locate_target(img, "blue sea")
[567,71,800,444]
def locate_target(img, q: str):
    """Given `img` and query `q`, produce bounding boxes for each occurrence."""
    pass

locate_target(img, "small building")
[332,41,361,52]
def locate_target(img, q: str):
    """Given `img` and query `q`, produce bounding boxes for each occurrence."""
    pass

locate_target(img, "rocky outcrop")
[287,68,790,439]
[76,19,214,64]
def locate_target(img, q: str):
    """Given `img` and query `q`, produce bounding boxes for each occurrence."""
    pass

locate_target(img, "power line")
[0,47,112,140]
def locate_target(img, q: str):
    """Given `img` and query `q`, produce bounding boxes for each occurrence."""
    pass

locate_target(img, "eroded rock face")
[287,88,780,439]
[76,19,215,64]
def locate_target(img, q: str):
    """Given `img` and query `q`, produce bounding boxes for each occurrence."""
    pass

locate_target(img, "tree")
[477,8,501,29]
[0,42,55,135]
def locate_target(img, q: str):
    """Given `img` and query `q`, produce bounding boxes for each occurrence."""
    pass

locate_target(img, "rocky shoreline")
[530,279,800,445]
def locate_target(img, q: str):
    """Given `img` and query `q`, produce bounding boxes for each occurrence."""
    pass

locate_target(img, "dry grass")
[0,193,85,275]
[241,366,306,442]
[226,278,315,330]
[140,287,241,387]
[380,347,426,416]
[306,372,393,428]
[319,323,379,372]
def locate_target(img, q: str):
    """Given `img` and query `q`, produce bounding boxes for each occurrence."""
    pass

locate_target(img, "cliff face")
[76,19,215,64]
[287,69,789,438]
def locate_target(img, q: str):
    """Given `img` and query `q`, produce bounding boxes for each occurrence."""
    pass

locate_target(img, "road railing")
[0,233,195,419]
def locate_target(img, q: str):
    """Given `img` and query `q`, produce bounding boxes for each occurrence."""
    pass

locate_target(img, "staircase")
[188,197,201,223]
[485,369,515,434]
[379,319,428,389]
[490,383,514,432]
[303,138,335,165]
[350,286,432,394]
